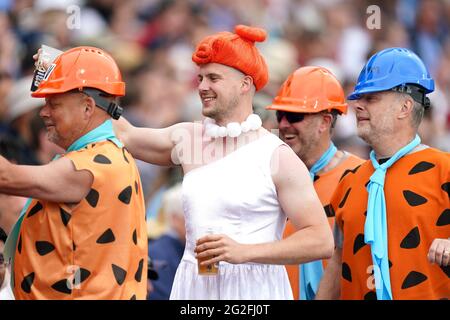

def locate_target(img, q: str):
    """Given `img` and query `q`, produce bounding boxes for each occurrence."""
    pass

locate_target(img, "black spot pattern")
[401,271,428,289]
[400,227,421,249]
[408,161,435,175]
[364,291,377,300]
[437,209,450,226]
[86,189,100,208]
[118,186,132,204]
[21,272,35,293]
[403,190,428,206]
[135,259,144,282]
[18,235,22,254]
[132,229,137,245]
[51,279,72,294]
[339,165,362,182]
[93,154,112,164]
[440,266,450,278]
[112,264,127,285]
[60,208,71,227]
[353,234,366,254]
[122,148,129,163]
[27,202,43,218]
[339,188,352,208]
[73,268,91,285]
[35,241,55,256]
[96,229,116,244]
[342,262,352,282]
[441,182,450,199]
[323,204,335,218]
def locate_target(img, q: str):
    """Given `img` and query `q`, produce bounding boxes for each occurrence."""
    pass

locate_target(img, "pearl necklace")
[204,114,262,138]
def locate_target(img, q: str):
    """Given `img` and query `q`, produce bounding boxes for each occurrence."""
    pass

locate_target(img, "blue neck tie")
[300,142,337,300]
[365,135,421,300]
[4,119,122,288]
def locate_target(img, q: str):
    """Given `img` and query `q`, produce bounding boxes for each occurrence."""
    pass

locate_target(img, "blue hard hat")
[348,47,435,100]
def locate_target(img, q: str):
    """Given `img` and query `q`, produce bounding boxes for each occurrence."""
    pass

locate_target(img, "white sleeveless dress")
[170,133,293,300]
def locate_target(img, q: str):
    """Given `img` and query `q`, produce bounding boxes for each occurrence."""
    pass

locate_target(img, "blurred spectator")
[148,183,185,300]
[0,135,28,234]
[4,75,46,165]
[0,226,14,300]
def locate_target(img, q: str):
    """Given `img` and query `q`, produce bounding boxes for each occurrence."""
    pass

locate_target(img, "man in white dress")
[114,24,333,299]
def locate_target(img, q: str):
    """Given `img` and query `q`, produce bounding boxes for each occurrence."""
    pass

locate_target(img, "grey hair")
[399,93,424,129]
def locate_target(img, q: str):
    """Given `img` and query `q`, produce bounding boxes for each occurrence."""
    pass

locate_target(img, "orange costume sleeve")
[332,148,450,299]
[13,141,147,300]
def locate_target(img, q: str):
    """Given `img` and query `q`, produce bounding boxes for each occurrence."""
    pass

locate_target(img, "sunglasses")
[276,111,307,123]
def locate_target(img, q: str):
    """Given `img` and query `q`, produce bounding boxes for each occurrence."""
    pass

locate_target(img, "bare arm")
[196,145,334,265]
[113,117,196,166]
[316,247,342,300]
[0,155,93,203]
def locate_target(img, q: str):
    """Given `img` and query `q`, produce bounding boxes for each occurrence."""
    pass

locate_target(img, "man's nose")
[277,116,291,129]
[350,100,364,112]
[198,78,209,91]
[39,104,49,118]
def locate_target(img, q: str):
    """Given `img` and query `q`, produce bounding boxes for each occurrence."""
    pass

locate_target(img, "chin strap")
[81,88,123,119]
[392,84,431,108]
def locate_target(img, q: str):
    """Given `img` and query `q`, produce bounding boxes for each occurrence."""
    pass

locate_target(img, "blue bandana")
[365,135,421,300]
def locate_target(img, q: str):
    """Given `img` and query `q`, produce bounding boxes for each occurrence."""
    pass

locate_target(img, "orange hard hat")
[266,66,347,114]
[32,46,125,98]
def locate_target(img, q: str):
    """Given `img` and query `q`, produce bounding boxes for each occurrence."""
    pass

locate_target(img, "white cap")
[6,76,45,122]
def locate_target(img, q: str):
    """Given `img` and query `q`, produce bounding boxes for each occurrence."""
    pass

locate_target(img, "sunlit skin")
[277,112,339,170]
[278,113,325,168]
[197,63,253,125]
[351,91,400,148]
[40,92,93,150]
[351,90,417,158]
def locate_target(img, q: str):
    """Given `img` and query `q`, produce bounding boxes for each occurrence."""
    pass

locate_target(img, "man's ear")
[398,95,414,120]
[319,113,333,133]
[84,96,96,119]
[241,75,254,94]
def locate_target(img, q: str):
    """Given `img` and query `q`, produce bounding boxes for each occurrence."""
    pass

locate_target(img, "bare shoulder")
[169,121,203,146]
[270,144,308,185]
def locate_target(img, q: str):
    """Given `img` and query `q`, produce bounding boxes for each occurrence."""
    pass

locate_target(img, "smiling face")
[278,112,325,161]
[39,91,89,150]
[351,91,400,145]
[197,63,245,122]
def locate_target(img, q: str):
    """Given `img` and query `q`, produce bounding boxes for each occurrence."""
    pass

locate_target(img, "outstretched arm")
[113,117,195,166]
[195,145,334,265]
[0,155,93,203]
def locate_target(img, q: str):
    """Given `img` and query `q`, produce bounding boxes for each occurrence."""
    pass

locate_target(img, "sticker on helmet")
[43,63,57,81]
